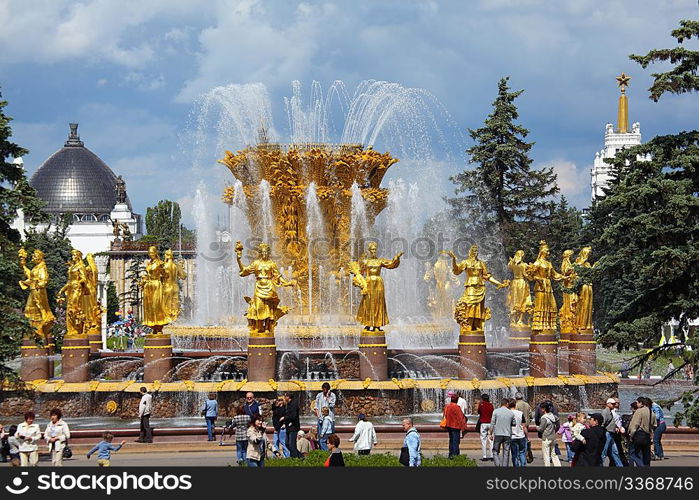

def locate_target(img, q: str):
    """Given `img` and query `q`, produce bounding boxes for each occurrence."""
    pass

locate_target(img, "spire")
[616,73,631,133]
[65,123,84,147]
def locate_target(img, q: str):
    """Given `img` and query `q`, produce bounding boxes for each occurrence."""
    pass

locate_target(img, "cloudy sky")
[1,0,698,225]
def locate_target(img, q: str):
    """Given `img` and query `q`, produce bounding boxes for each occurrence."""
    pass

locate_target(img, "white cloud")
[544,159,590,202]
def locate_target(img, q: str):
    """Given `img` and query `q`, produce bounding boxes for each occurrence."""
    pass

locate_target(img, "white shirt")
[457,397,468,415]
[16,422,41,452]
[511,409,526,439]
[139,393,153,417]
[44,419,70,452]
[349,420,377,451]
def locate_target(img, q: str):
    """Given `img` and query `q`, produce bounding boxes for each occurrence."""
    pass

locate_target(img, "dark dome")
[29,123,131,214]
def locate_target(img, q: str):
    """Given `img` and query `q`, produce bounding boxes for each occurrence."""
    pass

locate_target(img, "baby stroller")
[219,419,235,446]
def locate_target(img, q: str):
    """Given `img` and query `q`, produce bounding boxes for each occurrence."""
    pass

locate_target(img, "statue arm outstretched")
[441,250,463,275]
[382,251,404,269]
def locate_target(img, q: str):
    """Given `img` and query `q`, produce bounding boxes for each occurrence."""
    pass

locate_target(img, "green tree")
[120,257,143,320]
[106,281,119,324]
[544,196,584,263]
[0,88,48,378]
[588,19,699,426]
[448,77,559,259]
[142,199,194,250]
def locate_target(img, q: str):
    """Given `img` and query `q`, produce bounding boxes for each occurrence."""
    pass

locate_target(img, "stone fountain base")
[0,374,618,419]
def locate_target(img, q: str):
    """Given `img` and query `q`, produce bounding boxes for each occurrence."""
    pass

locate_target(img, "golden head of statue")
[537,240,550,260]
[258,242,271,260]
[148,245,159,260]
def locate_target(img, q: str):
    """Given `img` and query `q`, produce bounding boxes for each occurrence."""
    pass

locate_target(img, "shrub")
[264,450,476,467]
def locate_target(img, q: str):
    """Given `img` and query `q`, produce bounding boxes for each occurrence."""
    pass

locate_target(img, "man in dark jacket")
[271,396,289,457]
[576,413,606,466]
[284,393,302,458]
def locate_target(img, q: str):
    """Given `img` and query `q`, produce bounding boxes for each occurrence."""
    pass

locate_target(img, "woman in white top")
[348,413,378,455]
[44,408,70,466]
[16,411,42,467]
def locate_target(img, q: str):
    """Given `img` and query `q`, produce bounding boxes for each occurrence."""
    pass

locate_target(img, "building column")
[95,255,110,352]
[569,328,596,375]
[247,334,277,382]
[458,328,487,379]
[143,333,173,382]
[358,331,388,381]
[20,338,50,381]
[61,336,90,382]
[528,329,558,378]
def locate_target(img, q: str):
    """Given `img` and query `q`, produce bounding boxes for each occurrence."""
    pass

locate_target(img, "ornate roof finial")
[65,123,84,147]
[616,73,630,133]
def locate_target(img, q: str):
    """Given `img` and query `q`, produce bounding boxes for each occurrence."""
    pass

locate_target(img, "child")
[318,407,333,451]
[6,425,20,466]
[557,414,575,462]
[87,432,126,467]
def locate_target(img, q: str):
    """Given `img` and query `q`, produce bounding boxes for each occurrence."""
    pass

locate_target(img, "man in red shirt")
[477,393,494,461]
[443,395,467,458]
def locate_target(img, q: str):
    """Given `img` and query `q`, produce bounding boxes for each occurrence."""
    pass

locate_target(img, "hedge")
[264,450,477,467]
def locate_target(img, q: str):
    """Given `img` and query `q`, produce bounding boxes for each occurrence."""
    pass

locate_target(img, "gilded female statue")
[558,249,577,334]
[443,245,508,332]
[162,249,187,323]
[84,253,101,333]
[527,241,563,332]
[573,246,593,331]
[354,242,403,331]
[424,253,460,319]
[18,248,55,340]
[507,250,532,327]
[57,250,89,337]
[140,246,168,333]
[235,241,296,335]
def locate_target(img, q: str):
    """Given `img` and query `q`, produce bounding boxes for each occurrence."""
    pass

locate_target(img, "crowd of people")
[470,392,667,467]
[0,385,669,468]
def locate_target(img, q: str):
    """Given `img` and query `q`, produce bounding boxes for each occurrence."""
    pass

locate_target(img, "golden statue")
[140,246,169,334]
[558,249,577,334]
[18,248,55,341]
[573,246,593,331]
[424,253,460,319]
[507,250,532,327]
[57,250,90,337]
[84,253,102,334]
[162,249,187,323]
[443,245,508,332]
[235,241,296,335]
[353,242,403,331]
[527,241,563,332]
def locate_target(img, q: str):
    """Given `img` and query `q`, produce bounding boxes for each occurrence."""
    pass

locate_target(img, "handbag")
[439,417,447,429]
[633,428,651,447]
[62,440,73,459]
[399,446,410,466]
[526,440,534,464]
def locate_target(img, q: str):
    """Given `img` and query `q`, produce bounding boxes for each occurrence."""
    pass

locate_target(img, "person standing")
[489,398,515,467]
[348,413,377,455]
[44,408,70,466]
[137,386,153,443]
[230,404,251,466]
[576,414,606,467]
[201,393,218,441]
[16,411,41,467]
[244,392,260,418]
[86,432,126,467]
[514,392,532,463]
[557,414,576,463]
[628,397,656,466]
[650,399,667,460]
[612,398,629,466]
[246,416,268,467]
[324,434,345,467]
[284,393,302,458]
[508,400,527,466]
[447,390,468,416]
[536,402,561,467]
[477,393,494,462]
[314,382,336,433]
[601,398,624,466]
[6,425,20,466]
[402,418,421,467]
[318,407,334,451]
[271,395,289,457]
[443,394,467,458]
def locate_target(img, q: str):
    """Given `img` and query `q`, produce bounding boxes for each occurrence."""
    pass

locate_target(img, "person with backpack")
[536,402,561,467]
[628,397,657,466]
[44,408,70,466]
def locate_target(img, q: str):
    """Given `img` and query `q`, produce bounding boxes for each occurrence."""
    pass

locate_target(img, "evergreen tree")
[448,77,559,259]
[544,196,584,263]
[106,281,119,324]
[142,199,194,250]
[0,89,48,378]
[588,19,699,426]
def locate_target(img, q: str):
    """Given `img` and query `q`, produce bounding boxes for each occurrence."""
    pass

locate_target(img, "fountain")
[1,81,614,421]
